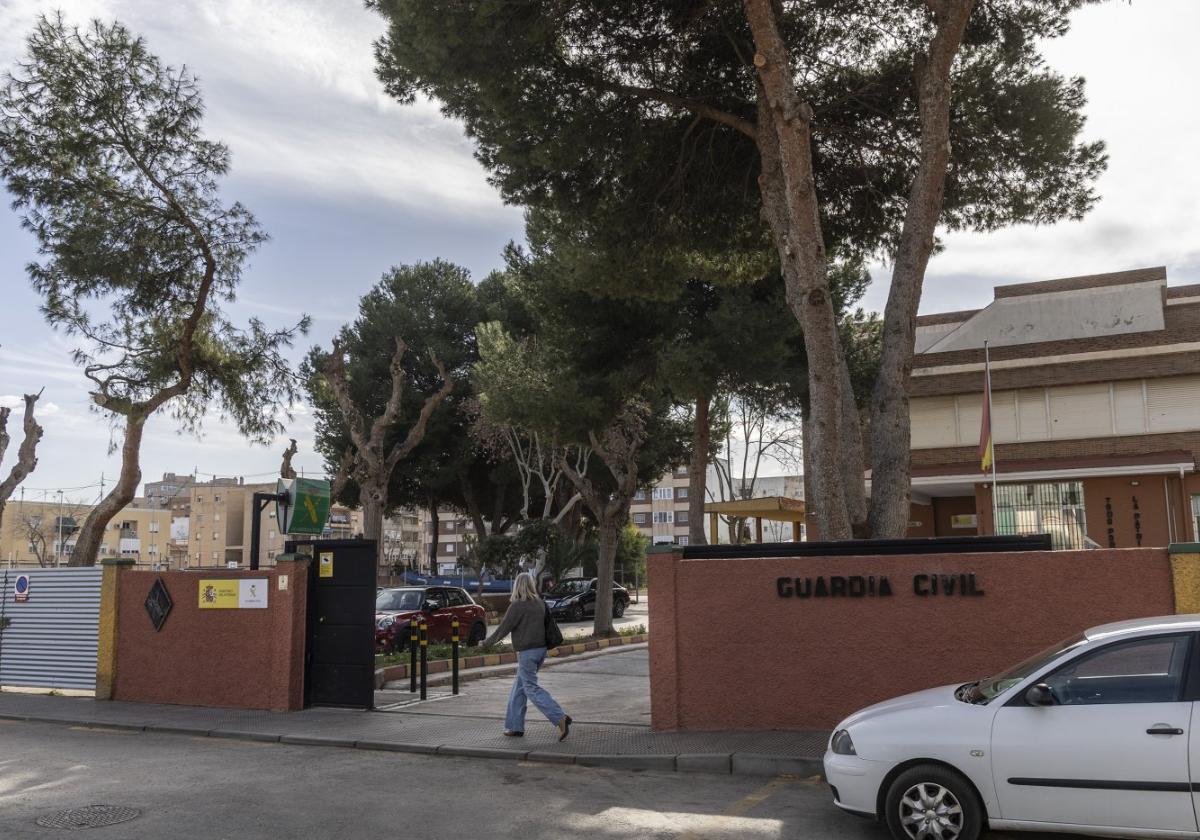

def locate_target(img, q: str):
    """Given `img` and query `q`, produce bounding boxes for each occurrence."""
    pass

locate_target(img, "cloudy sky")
[0,0,1196,502]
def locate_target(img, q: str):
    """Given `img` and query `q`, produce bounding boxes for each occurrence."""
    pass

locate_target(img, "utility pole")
[56,489,64,566]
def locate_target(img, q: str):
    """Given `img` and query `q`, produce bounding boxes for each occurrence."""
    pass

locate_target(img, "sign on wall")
[318,552,334,578]
[13,574,30,603]
[199,579,270,609]
[275,478,331,536]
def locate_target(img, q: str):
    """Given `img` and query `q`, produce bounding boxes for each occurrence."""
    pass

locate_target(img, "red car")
[375,586,487,652]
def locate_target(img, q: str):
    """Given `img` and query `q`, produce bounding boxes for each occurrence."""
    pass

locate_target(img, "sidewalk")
[0,649,827,778]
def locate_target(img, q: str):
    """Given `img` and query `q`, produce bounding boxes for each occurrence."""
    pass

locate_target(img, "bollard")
[409,619,418,693]
[451,617,460,696]
[419,618,428,701]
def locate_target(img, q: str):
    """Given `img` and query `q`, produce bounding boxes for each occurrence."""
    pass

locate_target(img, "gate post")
[96,558,136,700]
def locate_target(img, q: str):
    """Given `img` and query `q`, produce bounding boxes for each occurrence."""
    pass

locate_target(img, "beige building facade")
[2,497,171,569]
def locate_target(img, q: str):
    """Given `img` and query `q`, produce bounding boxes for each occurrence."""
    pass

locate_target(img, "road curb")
[576,753,677,772]
[5,711,824,779]
[731,753,824,778]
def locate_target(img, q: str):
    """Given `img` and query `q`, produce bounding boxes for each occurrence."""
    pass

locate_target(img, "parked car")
[824,614,1200,840]
[545,577,629,622]
[375,586,487,652]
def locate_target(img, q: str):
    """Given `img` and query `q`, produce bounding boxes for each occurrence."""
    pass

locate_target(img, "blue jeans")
[505,647,565,732]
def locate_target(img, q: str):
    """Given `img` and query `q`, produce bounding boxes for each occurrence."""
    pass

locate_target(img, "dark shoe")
[503,730,524,737]
[558,715,572,742]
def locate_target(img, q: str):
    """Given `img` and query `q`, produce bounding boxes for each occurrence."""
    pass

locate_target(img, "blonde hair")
[511,572,540,602]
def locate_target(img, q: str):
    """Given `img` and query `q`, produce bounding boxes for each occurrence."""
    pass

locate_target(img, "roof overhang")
[704,495,806,522]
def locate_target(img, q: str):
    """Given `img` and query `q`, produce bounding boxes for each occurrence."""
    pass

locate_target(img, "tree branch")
[0,390,45,505]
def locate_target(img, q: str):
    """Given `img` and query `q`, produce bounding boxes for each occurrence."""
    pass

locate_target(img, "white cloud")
[0,0,508,214]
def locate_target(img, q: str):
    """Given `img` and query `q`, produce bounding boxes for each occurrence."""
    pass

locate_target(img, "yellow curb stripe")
[674,776,792,840]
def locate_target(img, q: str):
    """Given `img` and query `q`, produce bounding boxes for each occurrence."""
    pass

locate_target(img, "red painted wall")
[113,563,308,711]
[649,548,1173,731]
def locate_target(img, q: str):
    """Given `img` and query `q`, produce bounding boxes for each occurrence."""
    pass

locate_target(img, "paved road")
[487,594,650,640]
[0,720,1096,840]
[381,645,653,725]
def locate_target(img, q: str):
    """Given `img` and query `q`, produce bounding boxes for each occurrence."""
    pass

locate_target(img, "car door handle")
[1146,727,1184,736]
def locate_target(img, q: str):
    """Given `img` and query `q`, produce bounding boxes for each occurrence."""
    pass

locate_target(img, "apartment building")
[901,266,1200,548]
[630,465,697,546]
[1,497,171,568]
[186,479,252,567]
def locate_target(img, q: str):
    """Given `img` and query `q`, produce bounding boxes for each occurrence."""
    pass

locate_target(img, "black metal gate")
[290,539,376,709]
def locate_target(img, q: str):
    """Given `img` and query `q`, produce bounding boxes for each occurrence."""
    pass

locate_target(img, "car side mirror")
[1025,683,1056,707]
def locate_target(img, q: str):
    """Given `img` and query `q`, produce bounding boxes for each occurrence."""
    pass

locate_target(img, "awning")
[704,496,806,543]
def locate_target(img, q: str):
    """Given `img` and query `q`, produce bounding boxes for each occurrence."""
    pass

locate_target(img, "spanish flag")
[979,367,994,473]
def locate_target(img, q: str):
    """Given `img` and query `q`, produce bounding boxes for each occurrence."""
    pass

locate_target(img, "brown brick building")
[895,266,1200,548]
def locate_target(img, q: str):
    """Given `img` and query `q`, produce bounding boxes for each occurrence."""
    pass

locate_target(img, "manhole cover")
[36,805,141,830]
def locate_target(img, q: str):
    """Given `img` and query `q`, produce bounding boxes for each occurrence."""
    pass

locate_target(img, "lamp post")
[56,490,64,567]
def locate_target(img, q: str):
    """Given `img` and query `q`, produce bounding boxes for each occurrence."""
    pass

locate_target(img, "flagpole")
[985,340,999,534]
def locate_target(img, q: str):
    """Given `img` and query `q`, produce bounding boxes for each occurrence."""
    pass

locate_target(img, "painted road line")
[674,775,793,840]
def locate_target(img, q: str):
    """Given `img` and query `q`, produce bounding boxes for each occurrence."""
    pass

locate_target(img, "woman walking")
[483,572,572,740]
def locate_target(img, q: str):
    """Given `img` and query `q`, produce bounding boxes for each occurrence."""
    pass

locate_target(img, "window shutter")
[910,396,957,449]
[1113,381,1146,435]
[1048,383,1111,439]
[1146,375,1200,433]
[1016,388,1048,441]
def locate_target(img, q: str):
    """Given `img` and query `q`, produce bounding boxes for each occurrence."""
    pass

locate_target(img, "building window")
[213,532,219,541]
[995,481,1087,550]
[633,513,648,525]
[214,513,221,522]
[675,487,689,500]
[633,489,646,501]
[676,511,689,525]
[211,551,218,561]
[652,511,673,524]
[677,536,689,546]
[196,496,203,503]
[445,543,455,554]
[214,495,221,503]
[149,521,160,533]
[652,487,673,501]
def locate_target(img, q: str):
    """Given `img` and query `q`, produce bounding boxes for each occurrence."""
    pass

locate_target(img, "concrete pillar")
[1169,543,1200,613]
[709,512,718,545]
[755,517,763,543]
[95,558,136,700]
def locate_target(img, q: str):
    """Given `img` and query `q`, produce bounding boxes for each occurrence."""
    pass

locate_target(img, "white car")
[825,614,1200,840]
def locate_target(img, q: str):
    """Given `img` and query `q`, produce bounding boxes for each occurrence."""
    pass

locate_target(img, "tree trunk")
[71,413,146,565]
[748,88,860,541]
[593,516,619,637]
[689,392,710,544]
[427,502,439,574]
[361,478,386,568]
[867,2,974,538]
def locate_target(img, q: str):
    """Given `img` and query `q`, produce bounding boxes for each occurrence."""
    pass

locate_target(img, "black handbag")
[543,601,564,649]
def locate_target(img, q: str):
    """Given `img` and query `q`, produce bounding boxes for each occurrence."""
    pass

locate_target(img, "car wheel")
[467,622,486,647]
[884,764,982,840]
[570,603,584,623]
[613,599,626,618]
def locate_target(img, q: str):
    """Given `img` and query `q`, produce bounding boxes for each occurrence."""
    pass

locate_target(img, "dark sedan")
[375,586,487,652]
[544,577,630,623]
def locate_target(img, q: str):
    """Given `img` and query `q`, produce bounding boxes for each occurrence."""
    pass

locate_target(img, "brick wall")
[649,547,1174,730]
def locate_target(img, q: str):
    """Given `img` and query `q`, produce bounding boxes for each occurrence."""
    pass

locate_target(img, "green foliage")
[305,259,522,525]
[0,15,306,436]
[614,523,648,582]
[370,1,1106,282]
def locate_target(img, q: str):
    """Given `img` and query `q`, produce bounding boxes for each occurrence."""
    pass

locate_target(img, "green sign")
[276,478,331,536]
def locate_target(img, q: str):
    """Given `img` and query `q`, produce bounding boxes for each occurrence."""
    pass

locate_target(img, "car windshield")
[962,633,1089,703]
[549,580,589,596]
[376,589,424,611]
